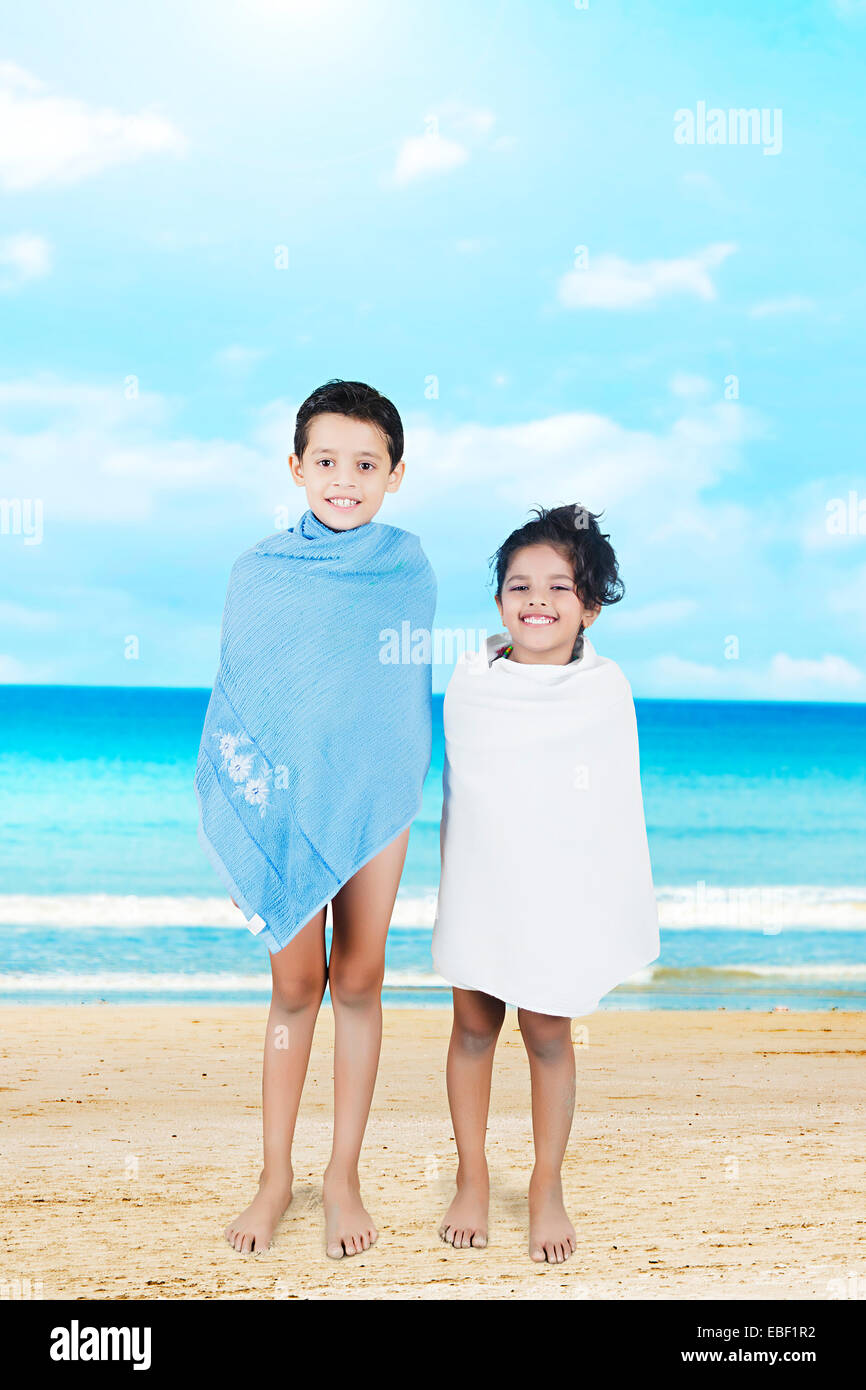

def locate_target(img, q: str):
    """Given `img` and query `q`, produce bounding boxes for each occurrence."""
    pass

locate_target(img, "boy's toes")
[326,1239,346,1259]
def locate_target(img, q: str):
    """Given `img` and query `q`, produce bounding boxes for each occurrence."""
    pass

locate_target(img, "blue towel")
[195,507,437,952]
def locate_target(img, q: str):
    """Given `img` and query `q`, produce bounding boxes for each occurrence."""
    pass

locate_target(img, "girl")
[432,503,659,1263]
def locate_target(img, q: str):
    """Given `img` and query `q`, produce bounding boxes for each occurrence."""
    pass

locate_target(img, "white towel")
[432,631,660,1016]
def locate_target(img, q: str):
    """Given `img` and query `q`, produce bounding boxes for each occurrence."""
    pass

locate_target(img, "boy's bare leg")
[517,1007,577,1264]
[324,825,411,1258]
[439,987,505,1249]
[225,907,327,1253]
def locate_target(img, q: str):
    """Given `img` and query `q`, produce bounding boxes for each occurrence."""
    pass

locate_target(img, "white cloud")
[827,562,866,621]
[641,650,864,700]
[389,131,468,186]
[0,63,186,191]
[398,396,757,525]
[385,103,504,186]
[770,651,863,689]
[749,295,816,319]
[1,370,863,700]
[611,598,699,630]
[448,106,496,137]
[0,62,44,92]
[0,373,277,523]
[0,652,41,682]
[0,600,58,628]
[213,345,266,370]
[455,237,484,254]
[0,234,52,289]
[669,372,712,399]
[558,242,736,310]
[679,171,726,204]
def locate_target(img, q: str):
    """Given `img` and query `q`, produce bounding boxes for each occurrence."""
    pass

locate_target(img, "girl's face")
[495,543,599,664]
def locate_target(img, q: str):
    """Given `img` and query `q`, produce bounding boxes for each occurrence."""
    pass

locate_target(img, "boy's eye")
[316,457,375,469]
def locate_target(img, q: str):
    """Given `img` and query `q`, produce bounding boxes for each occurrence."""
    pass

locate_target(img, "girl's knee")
[518,1009,571,1060]
[453,996,506,1053]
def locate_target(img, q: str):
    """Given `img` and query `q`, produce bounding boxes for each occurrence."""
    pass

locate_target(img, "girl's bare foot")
[224,1167,294,1254]
[322,1167,377,1258]
[528,1172,576,1264]
[439,1172,489,1248]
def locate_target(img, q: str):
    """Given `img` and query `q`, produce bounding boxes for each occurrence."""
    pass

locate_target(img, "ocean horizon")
[1,683,864,1009]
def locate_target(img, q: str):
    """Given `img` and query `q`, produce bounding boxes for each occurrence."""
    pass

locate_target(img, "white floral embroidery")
[213,727,251,765]
[226,751,255,783]
[217,731,239,761]
[212,725,272,817]
[242,776,271,816]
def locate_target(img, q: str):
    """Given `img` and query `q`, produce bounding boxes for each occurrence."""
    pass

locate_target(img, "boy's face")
[289,412,405,530]
[495,543,600,664]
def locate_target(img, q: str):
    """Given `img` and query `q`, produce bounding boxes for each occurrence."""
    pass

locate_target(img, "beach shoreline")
[1,1006,863,1300]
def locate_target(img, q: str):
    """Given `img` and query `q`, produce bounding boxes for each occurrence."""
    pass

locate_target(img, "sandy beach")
[1,1006,863,1301]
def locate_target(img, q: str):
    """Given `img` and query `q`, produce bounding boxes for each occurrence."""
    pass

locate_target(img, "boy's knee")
[328,962,383,1008]
[272,969,326,1013]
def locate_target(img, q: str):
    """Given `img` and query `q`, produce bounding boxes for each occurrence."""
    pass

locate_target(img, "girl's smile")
[520,612,557,625]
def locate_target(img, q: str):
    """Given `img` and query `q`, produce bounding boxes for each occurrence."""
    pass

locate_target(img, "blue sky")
[1,0,864,697]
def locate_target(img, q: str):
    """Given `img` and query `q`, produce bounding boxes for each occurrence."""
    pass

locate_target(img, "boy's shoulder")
[226,520,430,581]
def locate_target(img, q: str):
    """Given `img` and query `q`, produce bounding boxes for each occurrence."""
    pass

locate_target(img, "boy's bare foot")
[528,1172,576,1264]
[322,1167,377,1258]
[439,1172,489,1248]
[224,1167,294,1254]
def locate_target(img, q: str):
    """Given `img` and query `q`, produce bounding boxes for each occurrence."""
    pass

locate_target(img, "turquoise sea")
[1,685,865,1009]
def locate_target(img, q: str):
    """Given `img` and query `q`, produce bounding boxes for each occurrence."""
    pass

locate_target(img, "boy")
[195,380,436,1257]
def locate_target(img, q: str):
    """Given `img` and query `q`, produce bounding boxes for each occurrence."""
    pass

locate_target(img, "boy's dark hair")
[491,503,625,611]
[294,379,404,472]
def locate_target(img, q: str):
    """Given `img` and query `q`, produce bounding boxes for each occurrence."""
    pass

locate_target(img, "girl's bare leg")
[224,907,327,1253]
[439,987,505,1249]
[323,825,411,1258]
[517,1007,577,1264]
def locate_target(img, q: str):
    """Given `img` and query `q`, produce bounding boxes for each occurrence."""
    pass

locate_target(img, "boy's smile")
[288,411,405,530]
